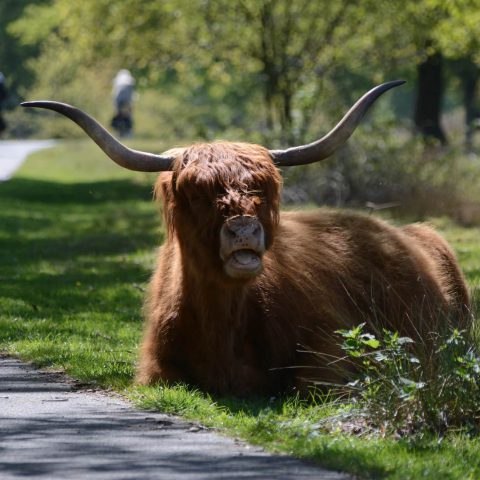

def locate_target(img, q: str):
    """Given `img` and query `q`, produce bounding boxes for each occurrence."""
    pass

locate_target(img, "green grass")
[1,140,480,479]
[0,140,160,387]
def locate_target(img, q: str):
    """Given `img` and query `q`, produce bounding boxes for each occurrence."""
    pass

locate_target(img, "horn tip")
[383,79,406,89]
[372,80,406,98]
[22,100,56,108]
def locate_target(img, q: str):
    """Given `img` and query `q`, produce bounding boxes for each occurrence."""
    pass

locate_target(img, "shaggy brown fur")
[136,142,470,395]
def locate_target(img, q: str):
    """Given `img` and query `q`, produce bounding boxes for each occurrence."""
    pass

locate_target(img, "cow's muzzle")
[219,215,265,279]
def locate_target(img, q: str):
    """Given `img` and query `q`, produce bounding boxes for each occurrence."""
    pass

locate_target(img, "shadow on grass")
[0,177,154,204]
[0,176,162,333]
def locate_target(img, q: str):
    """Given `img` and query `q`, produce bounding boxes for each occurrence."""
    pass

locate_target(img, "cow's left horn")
[21,101,175,172]
[269,80,405,167]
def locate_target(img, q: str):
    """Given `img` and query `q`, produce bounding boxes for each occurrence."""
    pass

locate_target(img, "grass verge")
[1,140,480,479]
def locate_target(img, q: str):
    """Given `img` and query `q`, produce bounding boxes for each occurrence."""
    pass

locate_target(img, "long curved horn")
[270,80,405,167]
[21,101,175,172]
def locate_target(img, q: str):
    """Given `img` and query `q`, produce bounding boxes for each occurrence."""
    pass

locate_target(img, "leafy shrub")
[337,321,480,436]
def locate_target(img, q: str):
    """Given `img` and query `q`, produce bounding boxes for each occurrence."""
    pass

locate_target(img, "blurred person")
[0,72,8,136]
[111,69,135,138]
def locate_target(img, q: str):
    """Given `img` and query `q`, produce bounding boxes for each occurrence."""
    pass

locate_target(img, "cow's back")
[268,210,469,327]
[250,209,470,390]
[401,223,469,322]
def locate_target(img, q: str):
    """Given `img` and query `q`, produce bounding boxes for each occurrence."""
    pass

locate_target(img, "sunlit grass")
[0,140,156,389]
[1,140,480,479]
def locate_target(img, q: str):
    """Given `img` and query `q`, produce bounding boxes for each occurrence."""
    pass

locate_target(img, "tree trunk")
[414,51,447,145]
[460,59,480,149]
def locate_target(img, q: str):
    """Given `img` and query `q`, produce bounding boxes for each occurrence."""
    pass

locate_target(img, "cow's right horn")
[21,101,175,172]
[270,80,405,167]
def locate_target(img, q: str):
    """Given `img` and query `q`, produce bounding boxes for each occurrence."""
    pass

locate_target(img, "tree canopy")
[4,0,480,144]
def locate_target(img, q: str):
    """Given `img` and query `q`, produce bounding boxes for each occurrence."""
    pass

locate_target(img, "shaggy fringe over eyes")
[154,142,282,235]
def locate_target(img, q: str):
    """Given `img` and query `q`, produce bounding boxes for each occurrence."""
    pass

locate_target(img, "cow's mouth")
[224,249,262,279]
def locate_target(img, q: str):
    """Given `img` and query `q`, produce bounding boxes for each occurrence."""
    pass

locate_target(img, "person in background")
[0,72,8,136]
[111,69,135,138]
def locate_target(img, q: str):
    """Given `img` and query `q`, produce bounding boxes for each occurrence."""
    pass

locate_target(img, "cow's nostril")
[253,226,260,236]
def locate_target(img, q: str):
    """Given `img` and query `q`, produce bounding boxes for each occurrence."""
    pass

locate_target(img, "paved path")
[0,357,350,479]
[0,140,56,180]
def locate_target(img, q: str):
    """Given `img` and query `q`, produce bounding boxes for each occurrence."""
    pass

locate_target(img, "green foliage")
[4,0,480,144]
[0,0,49,102]
[431,0,480,62]
[338,322,480,435]
[0,1,420,142]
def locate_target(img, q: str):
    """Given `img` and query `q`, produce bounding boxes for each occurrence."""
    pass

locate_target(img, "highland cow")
[22,81,470,396]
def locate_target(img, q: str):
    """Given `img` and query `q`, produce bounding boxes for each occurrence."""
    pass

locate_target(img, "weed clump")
[337,322,480,436]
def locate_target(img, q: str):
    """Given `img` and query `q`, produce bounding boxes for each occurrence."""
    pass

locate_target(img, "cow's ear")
[154,172,174,203]
[154,173,176,233]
